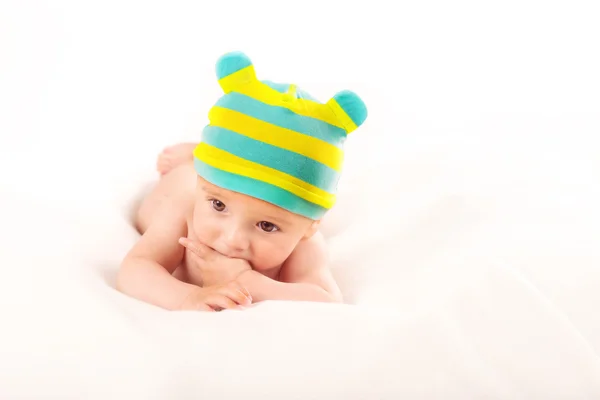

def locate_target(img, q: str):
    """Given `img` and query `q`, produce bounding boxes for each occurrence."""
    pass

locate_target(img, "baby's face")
[191,177,319,272]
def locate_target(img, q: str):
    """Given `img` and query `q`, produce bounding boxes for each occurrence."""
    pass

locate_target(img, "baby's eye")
[210,199,227,212]
[257,221,279,233]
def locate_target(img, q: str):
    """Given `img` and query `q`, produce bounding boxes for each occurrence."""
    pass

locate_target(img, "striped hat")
[193,51,368,220]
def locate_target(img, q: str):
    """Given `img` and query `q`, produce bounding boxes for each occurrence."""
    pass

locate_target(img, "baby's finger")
[222,282,252,305]
[206,294,238,311]
[228,280,252,299]
[179,237,211,258]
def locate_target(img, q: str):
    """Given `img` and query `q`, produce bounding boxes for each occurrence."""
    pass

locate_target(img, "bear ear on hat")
[327,90,368,134]
[215,51,257,93]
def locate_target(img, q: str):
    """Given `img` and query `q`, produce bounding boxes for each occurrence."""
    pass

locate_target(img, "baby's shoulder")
[293,230,327,255]
[283,231,328,268]
[278,231,331,283]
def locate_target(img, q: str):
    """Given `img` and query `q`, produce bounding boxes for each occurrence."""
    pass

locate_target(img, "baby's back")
[135,163,197,234]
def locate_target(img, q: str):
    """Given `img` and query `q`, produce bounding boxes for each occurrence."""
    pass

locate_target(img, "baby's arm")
[237,232,343,303]
[116,199,200,310]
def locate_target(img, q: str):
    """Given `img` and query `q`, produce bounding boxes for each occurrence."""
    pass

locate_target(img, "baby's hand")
[179,237,252,287]
[179,282,252,312]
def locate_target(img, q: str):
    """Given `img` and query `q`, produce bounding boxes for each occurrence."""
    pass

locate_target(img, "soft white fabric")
[2,1,600,399]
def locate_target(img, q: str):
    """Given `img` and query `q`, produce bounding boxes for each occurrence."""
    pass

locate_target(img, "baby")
[116,51,368,311]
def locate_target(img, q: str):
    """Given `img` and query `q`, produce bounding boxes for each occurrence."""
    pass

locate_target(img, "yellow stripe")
[220,78,344,130]
[327,98,358,134]
[285,84,297,99]
[194,143,336,209]
[218,65,257,93]
[209,106,344,171]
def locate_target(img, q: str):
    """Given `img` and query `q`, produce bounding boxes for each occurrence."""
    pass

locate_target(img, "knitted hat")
[193,51,368,220]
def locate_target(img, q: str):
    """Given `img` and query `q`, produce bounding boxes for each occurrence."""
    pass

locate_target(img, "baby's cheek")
[192,215,218,244]
[252,240,294,268]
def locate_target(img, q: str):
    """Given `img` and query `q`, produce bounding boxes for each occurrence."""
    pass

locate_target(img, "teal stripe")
[215,92,347,147]
[194,159,328,220]
[201,126,339,193]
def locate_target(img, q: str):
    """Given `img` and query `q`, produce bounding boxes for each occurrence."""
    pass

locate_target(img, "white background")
[1,1,600,399]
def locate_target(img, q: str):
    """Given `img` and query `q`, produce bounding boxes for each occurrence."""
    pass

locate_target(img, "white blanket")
[2,1,600,398]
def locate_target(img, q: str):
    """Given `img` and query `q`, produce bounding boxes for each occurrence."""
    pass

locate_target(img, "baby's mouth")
[210,244,249,262]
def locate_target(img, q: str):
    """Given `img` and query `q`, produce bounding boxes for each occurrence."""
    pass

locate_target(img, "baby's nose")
[222,226,249,252]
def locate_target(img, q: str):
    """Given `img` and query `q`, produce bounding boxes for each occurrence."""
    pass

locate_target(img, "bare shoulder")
[279,231,343,301]
[283,231,328,270]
